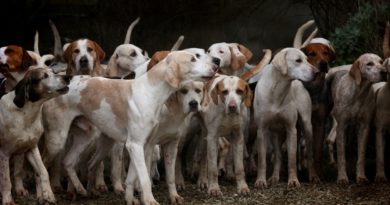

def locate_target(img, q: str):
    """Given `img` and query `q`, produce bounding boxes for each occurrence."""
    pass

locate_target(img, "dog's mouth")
[56,86,69,93]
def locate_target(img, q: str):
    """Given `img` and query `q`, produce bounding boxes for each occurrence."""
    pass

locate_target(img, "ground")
[14,180,390,205]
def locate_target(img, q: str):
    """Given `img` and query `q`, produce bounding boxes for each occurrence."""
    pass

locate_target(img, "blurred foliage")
[329,2,390,65]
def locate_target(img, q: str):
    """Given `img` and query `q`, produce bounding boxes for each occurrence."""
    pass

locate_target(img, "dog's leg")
[301,111,320,183]
[163,139,184,205]
[326,116,337,165]
[232,132,250,195]
[26,146,56,204]
[125,136,159,205]
[13,154,29,197]
[0,151,14,205]
[50,154,64,193]
[124,157,140,205]
[312,109,326,177]
[86,135,114,196]
[95,162,108,192]
[255,127,268,189]
[217,137,230,176]
[375,125,387,182]
[336,120,349,184]
[111,142,125,194]
[175,144,185,191]
[206,129,222,197]
[286,126,300,187]
[269,134,281,185]
[196,131,208,190]
[356,124,369,184]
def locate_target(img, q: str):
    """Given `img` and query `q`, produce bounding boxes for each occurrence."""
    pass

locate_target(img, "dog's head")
[207,43,253,71]
[63,39,105,75]
[0,45,37,79]
[13,66,72,108]
[167,81,204,114]
[211,76,252,114]
[163,49,218,88]
[301,39,335,73]
[349,53,385,85]
[107,44,149,76]
[272,48,318,82]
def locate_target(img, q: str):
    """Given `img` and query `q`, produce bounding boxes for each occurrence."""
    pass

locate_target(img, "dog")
[199,74,252,196]
[253,48,319,188]
[299,37,336,175]
[40,50,217,205]
[327,53,385,184]
[0,67,70,205]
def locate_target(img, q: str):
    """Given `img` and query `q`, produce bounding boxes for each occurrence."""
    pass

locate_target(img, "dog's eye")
[296,59,302,63]
[115,54,119,59]
[74,49,80,54]
[195,88,202,93]
[236,89,243,95]
[219,50,224,54]
[379,60,383,64]
[367,62,374,66]
[191,57,196,62]
[4,48,13,54]
[195,53,201,59]
[130,51,137,57]
[87,47,93,52]
[308,52,316,57]
[222,90,228,95]
[43,73,49,79]
[180,88,188,94]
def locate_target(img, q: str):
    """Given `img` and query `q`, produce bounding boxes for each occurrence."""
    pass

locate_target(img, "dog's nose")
[79,56,89,67]
[228,104,237,113]
[212,57,221,67]
[189,100,198,111]
[319,61,328,72]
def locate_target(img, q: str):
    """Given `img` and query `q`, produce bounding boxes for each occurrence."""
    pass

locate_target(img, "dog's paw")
[15,187,29,197]
[268,176,280,185]
[75,186,88,197]
[67,190,77,201]
[170,194,184,205]
[176,182,185,191]
[375,174,388,183]
[96,184,108,193]
[310,175,321,184]
[4,200,16,205]
[37,194,56,205]
[208,186,223,197]
[52,185,64,193]
[287,178,301,188]
[113,185,125,195]
[356,176,369,185]
[237,186,250,196]
[197,179,208,190]
[126,198,140,205]
[143,198,160,205]
[337,176,349,185]
[254,179,267,189]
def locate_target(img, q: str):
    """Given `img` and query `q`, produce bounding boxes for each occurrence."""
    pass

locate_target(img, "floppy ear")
[230,47,246,70]
[349,59,362,85]
[147,51,170,71]
[165,92,179,112]
[93,41,105,62]
[272,50,288,75]
[384,58,390,73]
[237,44,253,61]
[21,49,35,70]
[210,82,220,104]
[107,55,119,77]
[13,77,28,108]
[244,83,253,107]
[327,46,336,63]
[63,42,75,64]
[165,59,180,88]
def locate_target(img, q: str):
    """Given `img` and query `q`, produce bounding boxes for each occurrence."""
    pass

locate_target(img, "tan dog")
[327,53,385,184]
[0,67,70,205]
[253,48,319,188]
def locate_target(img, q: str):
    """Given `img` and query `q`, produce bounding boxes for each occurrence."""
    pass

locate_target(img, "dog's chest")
[216,115,243,136]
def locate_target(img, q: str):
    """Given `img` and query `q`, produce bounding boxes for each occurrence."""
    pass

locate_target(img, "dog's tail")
[49,20,63,59]
[171,35,184,51]
[240,49,272,81]
[384,21,390,58]
[34,31,40,55]
[293,19,317,48]
[124,17,140,44]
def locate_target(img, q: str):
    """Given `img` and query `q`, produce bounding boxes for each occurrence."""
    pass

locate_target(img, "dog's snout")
[212,57,221,67]
[189,100,198,111]
[319,61,328,72]
[79,56,88,67]
[228,104,237,113]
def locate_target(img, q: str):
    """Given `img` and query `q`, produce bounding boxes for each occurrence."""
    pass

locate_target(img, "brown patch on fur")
[237,44,253,61]
[230,47,246,71]
[78,78,132,128]
[349,59,362,85]
[237,78,253,107]
[211,80,225,105]
[1,46,36,74]
[147,51,170,71]
[301,43,335,72]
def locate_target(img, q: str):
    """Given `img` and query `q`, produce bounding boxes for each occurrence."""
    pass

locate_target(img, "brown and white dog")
[199,75,252,196]
[41,50,217,205]
[327,53,386,184]
[0,67,71,205]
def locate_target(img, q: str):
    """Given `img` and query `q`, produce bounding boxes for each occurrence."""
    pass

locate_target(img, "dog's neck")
[269,69,293,105]
[5,92,45,123]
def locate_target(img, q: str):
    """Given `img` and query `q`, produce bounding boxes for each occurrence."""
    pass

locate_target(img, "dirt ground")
[14,180,390,205]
